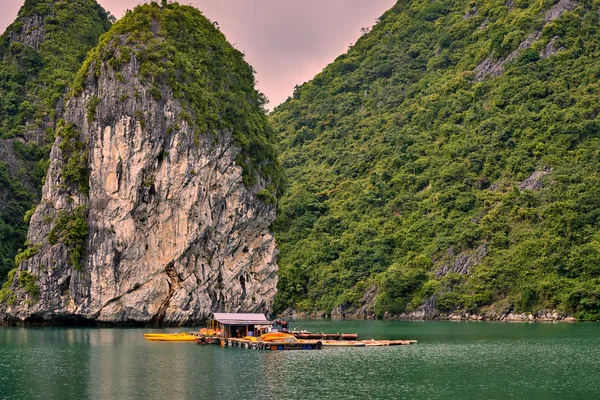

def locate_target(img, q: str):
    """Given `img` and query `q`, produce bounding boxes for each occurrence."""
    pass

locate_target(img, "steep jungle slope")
[271,0,600,320]
[0,0,112,283]
[0,2,282,325]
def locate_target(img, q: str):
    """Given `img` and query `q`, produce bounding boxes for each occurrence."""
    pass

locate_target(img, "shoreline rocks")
[280,308,583,323]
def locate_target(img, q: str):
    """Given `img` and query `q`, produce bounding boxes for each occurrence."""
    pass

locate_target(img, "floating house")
[211,313,273,338]
[145,313,417,350]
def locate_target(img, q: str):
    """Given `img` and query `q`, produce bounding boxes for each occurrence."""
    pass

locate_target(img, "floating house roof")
[212,313,273,326]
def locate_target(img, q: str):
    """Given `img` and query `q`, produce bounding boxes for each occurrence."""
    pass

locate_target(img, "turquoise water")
[1,321,599,399]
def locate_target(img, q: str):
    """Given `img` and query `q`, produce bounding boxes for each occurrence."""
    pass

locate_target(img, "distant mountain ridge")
[271,0,600,320]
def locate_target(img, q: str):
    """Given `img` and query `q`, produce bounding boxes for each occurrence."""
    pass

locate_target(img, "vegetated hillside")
[271,0,600,320]
[0,0,112,283]
[0,1,282,325]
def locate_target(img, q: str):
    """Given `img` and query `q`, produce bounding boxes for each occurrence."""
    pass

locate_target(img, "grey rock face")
[473,0,578,82]
[0,140,26,186]
[473,57,506,82]
[540,37,561,59]
[478,18,490,30]
[9,15,47,51]
[2,48,278,326]
[463,6,478,20]
[329,284,379,320]
[519,168,552,190]
[473,32,541,82]
[435,244,489,279]
[545,0,578,23]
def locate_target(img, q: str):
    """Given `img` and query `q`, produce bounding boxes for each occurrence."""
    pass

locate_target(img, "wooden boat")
[144,333,197,342]
[260,332,296,342]
[320,333,341,340]
[389,340,418,345]
[293,333,311,339]
[341,333,359,340]
[195,336,220,345]
[293,332,341,340]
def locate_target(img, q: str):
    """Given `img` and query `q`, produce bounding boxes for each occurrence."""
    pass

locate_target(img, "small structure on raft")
[209,313,274,338]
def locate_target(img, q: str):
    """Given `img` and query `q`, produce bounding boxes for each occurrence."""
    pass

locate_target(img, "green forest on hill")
[0,0,111,283]
[271,0,600,319]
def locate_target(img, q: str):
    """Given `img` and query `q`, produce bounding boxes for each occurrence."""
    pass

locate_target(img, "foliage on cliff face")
[47,205,88,271]
[271,0,600,320]
[0,0,111,283]
[72,1,283,197]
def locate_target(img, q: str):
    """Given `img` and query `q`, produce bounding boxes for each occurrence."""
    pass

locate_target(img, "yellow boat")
[321,341,366,347]
[144,333,197,342]
[260,332,295,342]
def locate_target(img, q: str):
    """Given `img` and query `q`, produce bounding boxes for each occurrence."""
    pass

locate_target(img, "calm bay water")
[1,320,599,399]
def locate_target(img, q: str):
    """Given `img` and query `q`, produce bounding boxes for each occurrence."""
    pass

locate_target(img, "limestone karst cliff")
[0,2,282,325]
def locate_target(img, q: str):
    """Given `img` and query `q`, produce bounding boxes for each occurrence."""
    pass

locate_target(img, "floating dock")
[191,336,418,350]
[145,333,418,349]
[143,313,418,350]
[224,337,322,351]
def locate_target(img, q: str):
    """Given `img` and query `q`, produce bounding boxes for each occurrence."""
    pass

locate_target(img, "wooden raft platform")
[196,337,418,350]
[225,338,323,351]
[144,334,418,350]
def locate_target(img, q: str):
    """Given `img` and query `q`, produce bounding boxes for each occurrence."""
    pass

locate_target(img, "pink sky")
[1,0,395,109]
